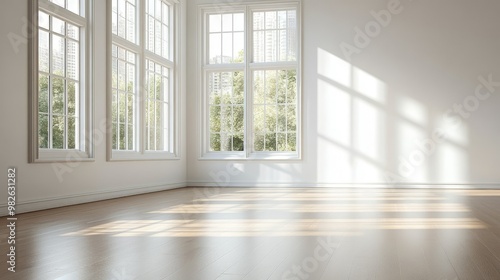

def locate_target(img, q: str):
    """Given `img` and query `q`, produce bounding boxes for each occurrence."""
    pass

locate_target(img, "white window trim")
[198,1,302,161]
[29,0,95,163]
[106,0,181,161]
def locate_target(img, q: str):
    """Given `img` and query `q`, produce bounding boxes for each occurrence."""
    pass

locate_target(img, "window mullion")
[139,0,146,154]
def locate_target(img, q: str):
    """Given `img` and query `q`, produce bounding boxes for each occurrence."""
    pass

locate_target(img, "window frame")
[199,1,302,160]
[106,0,181,161]
[29,0,95,163]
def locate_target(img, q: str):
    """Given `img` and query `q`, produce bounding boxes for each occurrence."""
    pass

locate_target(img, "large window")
[109,0,178,160]
[30,0,93,162]
[201,2,301,159]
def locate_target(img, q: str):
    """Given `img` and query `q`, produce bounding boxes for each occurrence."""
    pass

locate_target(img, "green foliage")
[209,67,298,152]
[38,75,77,149]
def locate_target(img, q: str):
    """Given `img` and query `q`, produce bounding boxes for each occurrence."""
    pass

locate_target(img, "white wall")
[186,0,500,186]
[0,0,187,214]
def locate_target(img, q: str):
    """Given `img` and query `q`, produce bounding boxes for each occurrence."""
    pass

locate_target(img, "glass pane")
[210,106,221,132]
[112,0,118,35]
[265,70,277,104]
[210,133,221,151]
[288,132,296,151]
[118,15,126,38]
[233,71,244,104]
[126,2,136,42]
[128,124,134,150]
[266,105,277,131]
[51,0,65,9]
[38,30,50,73]
[265,11,277,29]
[119,124,126,150]
[254,134,264,151]
[112,122,117,149]
[52,34,65,76]
[119,93,126,123]
[52,116,65,149]
[52,77,65,115]
[52,17,65,35]
[68,116,76,149]
[233,105,244,133]
[233,13,244,31]
[277,133,287,151]
[253,31,265,63]
[118,60,126,91]
[265,133,277,151]
[253,12,264,30]
[38,74,49,113]
[112,58,118,89]
[265,30,277,62]
[67,81,77,116]
[67,0,80,15]
[222,33,232,61]
[112,91,118,123]
[39,11,49,29]
[209,33,221,64]
[233,32,244,62]
[38,114,49,148]
[277,105,286,132]
[67,40,79,80]
[222,14,232,32]
[127,94,134,124]
[127,63,135,92]
[253,105,265,132]
[220,106,231,133]
[287,105,296,131]
[67,24,79,40]
[278,11,287,29]
[233,134,244,151]
[209,14,221,33]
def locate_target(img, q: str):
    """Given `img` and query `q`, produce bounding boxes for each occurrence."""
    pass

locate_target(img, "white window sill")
[33,149,94,163]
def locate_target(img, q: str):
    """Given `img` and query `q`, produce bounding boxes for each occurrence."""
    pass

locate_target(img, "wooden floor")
[3,187,500,280]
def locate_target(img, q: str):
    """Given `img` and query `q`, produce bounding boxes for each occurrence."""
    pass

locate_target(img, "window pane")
[253,70,297,152]
[209,14,221,33]
[208,71,244,152]
[146,60,170,151]
[39,114,49,148]
[253,9,297,62]
[68,116,76,149]
[67,40,79,80]
[208,12,244,64]
[233,13,244,31]
[67,81,78,116]
[39,11,49,29]
[67,0,80,15]
[52,17,65,35]
[39,30,50,73]
[111,45,137,151]
[67,24,79,40]
[52,116,65,149]
[51,0,65,9]
[39,74,49,113]
[146,0,169,58]
[209,33,221,64]
[222,14,232,32]
[52,77,65,115]
[52,34,65,76]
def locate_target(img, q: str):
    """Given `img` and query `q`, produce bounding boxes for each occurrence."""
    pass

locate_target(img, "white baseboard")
[186,181,500,189]
[0,182,187,216]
